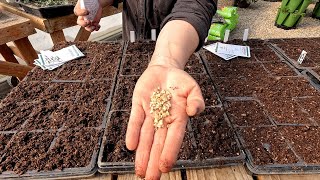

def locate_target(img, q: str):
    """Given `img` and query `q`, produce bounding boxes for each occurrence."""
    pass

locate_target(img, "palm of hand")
[126,65,205,179]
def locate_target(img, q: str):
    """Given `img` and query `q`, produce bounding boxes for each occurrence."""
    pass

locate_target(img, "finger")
[135,116,154,178]
[186,83,205,116]
[84,26,95,32]
[159,116,188,173]
[95,24,101,31]
[77,16,90,27]
[126,103,145,150]
[74,1,89,16]
[145,127,167,180]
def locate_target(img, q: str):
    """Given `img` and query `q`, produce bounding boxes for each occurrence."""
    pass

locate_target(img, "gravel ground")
[225,1,320,40]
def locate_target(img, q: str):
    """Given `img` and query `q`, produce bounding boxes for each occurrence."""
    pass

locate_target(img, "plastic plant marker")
[297,0,312,14]
[223,29,230,43]
[151,29,156,41]
[243,29,249,42]
[286,0,303,12]
[130,31,135,43]
[297,50,307,64]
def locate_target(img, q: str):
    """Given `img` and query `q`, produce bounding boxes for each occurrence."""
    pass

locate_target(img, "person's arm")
[126,1,216,179]
[73,0,115,31]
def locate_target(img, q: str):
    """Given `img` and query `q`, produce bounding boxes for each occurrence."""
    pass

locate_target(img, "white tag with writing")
[204,43,238,61]
[243,29,249,41]
[223,29,230,43]
[215,42,251,58]
[297,50,307,65]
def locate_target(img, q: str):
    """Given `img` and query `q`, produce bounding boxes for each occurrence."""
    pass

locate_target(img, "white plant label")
[151,29,157,41]
[215,42,251,58]
[130,31,136,43]
[243,29,249,41]
[297,50,307,65]
[80,0,100,21]
[223,29,230,43]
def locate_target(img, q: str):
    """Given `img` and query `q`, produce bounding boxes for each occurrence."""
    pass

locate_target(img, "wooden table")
[80,165,320,180]
[0,2,122,45]
[0,10,35,80]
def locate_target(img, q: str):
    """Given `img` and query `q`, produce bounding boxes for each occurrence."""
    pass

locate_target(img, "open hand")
[126,64,205,179]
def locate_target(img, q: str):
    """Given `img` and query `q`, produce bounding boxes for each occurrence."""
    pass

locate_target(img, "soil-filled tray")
[237,126,320,174]
[0,41,120,178]
[0,128,102,179]
[98,108,245,173]
[269,38,320,70]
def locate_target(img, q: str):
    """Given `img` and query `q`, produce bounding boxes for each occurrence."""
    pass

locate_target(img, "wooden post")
[0,44,19,63]
[0,61,32,80]
[13,37,37,66]
[50,30,66,44]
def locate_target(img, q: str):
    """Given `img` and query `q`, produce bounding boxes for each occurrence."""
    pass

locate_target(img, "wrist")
[149,54,185,70]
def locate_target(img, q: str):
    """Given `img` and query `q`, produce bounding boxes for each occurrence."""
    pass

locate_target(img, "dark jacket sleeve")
[160,0,217,51]
[112,0,122,8]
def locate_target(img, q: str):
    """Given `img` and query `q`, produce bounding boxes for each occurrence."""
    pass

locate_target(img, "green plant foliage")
[20,0,72,7]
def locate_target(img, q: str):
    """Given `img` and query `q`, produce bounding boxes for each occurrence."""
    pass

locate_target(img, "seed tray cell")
[120,54,150,76]
[261,61,299,77]
[42,82,83,102]
[76,79,114,105]
[111,76,139,111]
[125,41,156,55]
[87,58,120,80]
[25,66,62,82]
[294,96,320,125]
[98,108,245,173]
[0,133,14,158]
[184,54,206,74]
[224,99,274,127]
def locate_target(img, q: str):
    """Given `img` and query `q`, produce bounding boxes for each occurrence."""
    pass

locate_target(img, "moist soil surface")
[239,127,299,165]
[112,76,139,110]
[102,111,135,162]
[226,100,272,126]
[42,82,82,101]
[184,54,205,74]
[120,54,149,75]
[191,74,220,106]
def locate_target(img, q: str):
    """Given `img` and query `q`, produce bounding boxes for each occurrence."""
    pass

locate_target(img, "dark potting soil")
[26,67,60,81]
[55,63,91,81]
[178,127,196,160]
[226,100,272,127]
[0,102,36,131]
[45,128,101,170]
[253,49,281,62]
[255,77,320,99]
[244,39,268,49]
[22,101,66,131]
[0,131,55,174]
[120,54,149,76]
[102,111,135,162]
[295,96,320,124]
[184,54,205,74]
[214,77,256,98]
[192,74,219,106]
[262,62,297,76]
[112,76,139,110]
[76,80,112,105]
[191,108,240,159]
[126,42,156,54]
[259,97,313,125]
[280,126,320,164]
[240,127,298,165]
[203,50,256,64]
[64,103,106,128]
[87,61,119,80]
[313,67,320,76]
[208,62,267,78]
[0,133,13,157]
[42,82,82,101]
[2,81,49,103]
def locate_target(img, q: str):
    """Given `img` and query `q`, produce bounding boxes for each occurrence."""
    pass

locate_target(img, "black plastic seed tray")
[18,2,74,19]
[268,39,320,71]
[236,126,320,174]
[98,107,245,173]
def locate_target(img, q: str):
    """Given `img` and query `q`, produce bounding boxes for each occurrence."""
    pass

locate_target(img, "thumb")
[74,1,89,16]
[186,84,205,116]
